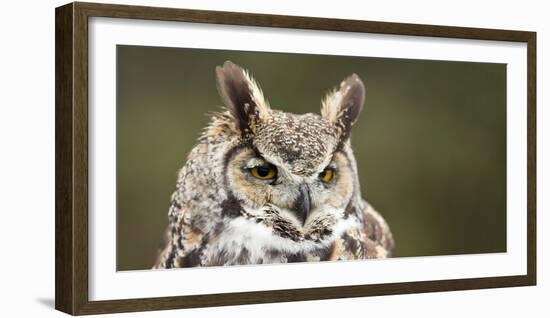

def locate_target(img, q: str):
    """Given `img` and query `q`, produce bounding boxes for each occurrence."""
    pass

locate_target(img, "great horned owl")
[154,61,393,268]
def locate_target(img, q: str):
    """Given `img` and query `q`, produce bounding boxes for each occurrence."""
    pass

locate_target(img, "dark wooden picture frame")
[55,2,536,315]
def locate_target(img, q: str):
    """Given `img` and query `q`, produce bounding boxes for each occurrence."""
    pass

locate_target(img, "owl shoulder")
[361,201,395,257]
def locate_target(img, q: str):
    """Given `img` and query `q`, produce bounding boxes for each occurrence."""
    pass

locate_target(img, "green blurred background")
[116,45,506,271]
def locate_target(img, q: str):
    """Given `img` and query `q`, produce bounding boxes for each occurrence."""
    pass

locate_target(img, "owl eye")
[249,164,277,180]
[319,168,334,183]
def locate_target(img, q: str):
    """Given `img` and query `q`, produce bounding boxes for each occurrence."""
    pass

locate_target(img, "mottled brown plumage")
[154,61,393,269]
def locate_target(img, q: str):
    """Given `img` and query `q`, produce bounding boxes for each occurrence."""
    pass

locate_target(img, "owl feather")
[154,61,393,269]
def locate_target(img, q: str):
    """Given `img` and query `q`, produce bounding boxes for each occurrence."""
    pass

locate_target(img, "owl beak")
[295,184,311,225]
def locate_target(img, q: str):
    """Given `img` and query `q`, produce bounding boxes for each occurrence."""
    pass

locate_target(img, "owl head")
[212,61,365,242]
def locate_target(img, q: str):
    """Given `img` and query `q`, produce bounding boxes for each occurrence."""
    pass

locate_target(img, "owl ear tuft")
[215,61,270,136]
[321,74,365,141]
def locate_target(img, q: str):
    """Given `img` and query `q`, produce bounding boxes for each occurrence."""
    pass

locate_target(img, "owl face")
[225,113,356,228]
[215,61,365,241]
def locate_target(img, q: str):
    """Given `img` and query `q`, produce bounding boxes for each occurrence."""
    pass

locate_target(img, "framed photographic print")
[55,2,536,315]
